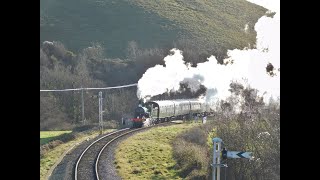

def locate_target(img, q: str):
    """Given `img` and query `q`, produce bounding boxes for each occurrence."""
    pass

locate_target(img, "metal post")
[211,138,253,180]
[212,138,222,180]
[81,88,85,125]
[213,141,217,180]
[217,141,221,180]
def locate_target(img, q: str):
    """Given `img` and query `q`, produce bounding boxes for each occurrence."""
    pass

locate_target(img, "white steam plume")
[137,49,192,98]
[137,0,279,103]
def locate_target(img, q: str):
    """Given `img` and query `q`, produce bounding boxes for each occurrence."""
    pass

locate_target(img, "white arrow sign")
[227,151,253,159]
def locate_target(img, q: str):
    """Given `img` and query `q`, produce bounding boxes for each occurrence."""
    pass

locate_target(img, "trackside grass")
[115,123,200,179]
[40,129,115,180]
[40,131,72,145]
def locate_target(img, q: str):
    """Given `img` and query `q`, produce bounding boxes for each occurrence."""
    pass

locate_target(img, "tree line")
[40,39,221,130]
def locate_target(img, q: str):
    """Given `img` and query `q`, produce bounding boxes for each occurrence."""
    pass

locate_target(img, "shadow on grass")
[40,132,74,146]
[151,175,167,180]
[150,169,181,180]
[40,137,57,145]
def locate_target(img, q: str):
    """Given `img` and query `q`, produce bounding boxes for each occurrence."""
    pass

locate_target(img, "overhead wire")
[40,83,138,92]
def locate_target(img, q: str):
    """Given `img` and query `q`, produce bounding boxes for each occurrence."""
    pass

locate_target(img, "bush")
[177,127,208,146]
[40,140,63,158]
[172,82,280,180]
[40,132,79,158]
[72,125,96,132]
[58,133,77,143]
[103,120,119,129]
[187,169,207,180]
[173,126,210,179]
[208,82,280,180]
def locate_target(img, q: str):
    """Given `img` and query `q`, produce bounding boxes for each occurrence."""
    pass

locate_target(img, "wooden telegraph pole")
[98,91,103,134]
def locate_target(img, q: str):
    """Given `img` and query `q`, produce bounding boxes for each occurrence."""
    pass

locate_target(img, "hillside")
[40,0,267,129]
[40,0,266,58]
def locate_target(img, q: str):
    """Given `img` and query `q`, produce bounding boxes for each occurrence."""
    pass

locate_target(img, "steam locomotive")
[132,99,213,128]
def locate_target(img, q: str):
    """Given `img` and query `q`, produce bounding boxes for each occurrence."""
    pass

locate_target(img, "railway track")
[74,122,173,180]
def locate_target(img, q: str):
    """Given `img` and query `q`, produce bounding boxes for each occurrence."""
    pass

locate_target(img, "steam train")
[132,99,213,128]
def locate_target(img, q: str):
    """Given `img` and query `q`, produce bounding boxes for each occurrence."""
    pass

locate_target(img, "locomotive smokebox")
[138,99,144,106]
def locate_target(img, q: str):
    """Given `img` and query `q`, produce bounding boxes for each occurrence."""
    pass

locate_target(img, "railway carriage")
[131,99,212,128]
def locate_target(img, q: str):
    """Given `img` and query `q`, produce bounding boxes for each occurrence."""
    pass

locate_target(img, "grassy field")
[40,0,181,58]
[115,123,200,179]
[40,129,115,180]
[41,0,266,58]
[40,131,72,145]
[131,0,266,51]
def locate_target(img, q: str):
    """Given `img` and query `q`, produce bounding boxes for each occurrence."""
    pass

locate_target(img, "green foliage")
[210,82,280,180]
[72,124,96,132]
[40,0,269,130]
[40,40,176,130]
[103,120,119,129]
[171,82,280,180]
[172,125,216,179]
[132,0,266,52]
[40,0,181,58]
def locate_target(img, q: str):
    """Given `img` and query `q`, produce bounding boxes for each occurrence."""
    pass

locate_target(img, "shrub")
[40,140,63,158]
[172,82,280,180]
[72,125,96,132]
[173,126,210,179]
[103,120,119,129]
[58,133,77,143]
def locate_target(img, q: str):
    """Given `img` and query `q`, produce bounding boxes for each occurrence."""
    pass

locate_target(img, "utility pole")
[81,87,85,125]
[98,91,103,134]
[40,83,138,128]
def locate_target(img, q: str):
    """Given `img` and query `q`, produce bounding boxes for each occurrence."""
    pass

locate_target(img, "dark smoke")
[151,83,207,101]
